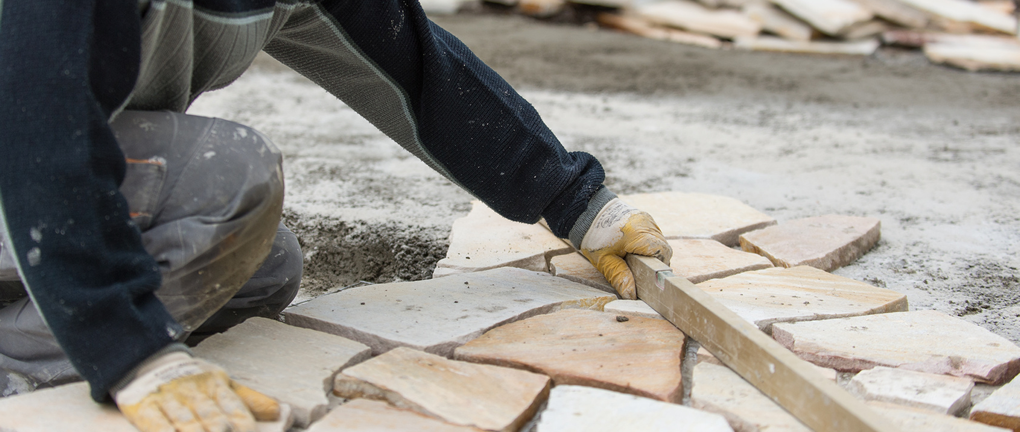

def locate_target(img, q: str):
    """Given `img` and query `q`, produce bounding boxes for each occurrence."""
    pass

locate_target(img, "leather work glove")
[580,198,672,300]
[114,351,279,432]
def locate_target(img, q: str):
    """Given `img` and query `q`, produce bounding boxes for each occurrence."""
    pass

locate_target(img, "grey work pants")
[0,111,302,389]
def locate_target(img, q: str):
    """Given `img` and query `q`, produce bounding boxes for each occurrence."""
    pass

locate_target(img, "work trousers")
[0,111,302,390]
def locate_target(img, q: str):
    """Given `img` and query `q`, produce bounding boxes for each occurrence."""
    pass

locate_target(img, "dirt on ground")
[188,13,1020,342]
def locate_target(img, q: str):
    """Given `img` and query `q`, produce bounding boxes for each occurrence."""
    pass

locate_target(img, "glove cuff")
[568,186,618,249]
[109,342,192,399]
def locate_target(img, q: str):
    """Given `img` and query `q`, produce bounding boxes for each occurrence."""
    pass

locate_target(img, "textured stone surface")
[970,373,1020,430]
[847,366,974,415]
[193,317,370,427]
[548,252,613,294]
[284,268,614,357]
[738,214,881,271]
[603,300,664,320]
[697,265,907,332]
[869,402,1010,432]
[773,310,1020,385]
[454,309,686,402]
[307,399,486,432]
[696,347,838,382]
[433,201,572,277]
[0,382,292,432]
[535,385,733,432]
[618,192,776,246]
[333,347,550,432]
[691,362,811,432]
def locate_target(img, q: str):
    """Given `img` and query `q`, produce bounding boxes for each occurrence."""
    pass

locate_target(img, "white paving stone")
[691,362,811,432]
[307,399,486,432]
[847,366,974,415]
[0,382,292,432]
[970,373,1020,431]
[193,317,370,427]
[618,192,776,246]
[603,300,664,320]
[434,201,572,277]
[535,385,733,432]
[773,310,1020,385]
[283,268,615,357]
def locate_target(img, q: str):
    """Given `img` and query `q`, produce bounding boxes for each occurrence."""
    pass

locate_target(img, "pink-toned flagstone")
[618,192,776,246]
[738,214,881,271]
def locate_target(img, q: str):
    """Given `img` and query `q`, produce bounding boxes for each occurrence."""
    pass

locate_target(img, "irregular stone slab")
[770,0,873,36]
[738,214,881,271]
[743,2,813,41]
[970,373,1020,430]
[283,268,615,357]
[535,385,733,432]
[618,192,776,246]
[634,0,762,39]
[847,366,974,415]
[454,309,686,403]
[869,401,1011,432]
[691,362,812,432]
[333,347,550,432]
[603,299,664,320]
[193,317,371,427]
[307,399,486,432]
[697,265,907,333]
[551,239,772,291]
[433,201,572,277]
[894,0,1018,35]
[773,310,1020,385]
[0,382,292,432]
[595,13,725,49]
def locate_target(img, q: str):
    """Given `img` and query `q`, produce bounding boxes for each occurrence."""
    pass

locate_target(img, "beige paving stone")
[697,265,908,333]
[869,401,1011,432]
[333,347,550,432]
[970,373,1020,431]
[433,201,572,277]
[691,362,812,432]
[283,268,614,357]
[535,385,733,432]
[0,382,292,432]
[193,317,370,427]
[738,214,881,271]
[847,366,975,415]
[773,310,1020,385]
[454,309,686,403]
[618,192,776,246]
[307,399,486,432]
[548,252,613,294]
[603,299,665,320]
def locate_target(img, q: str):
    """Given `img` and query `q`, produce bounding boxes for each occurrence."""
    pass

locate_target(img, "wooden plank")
[770,0,873,36]
[735,36,880,55]
[743,3,815,42]
[596,13,724,49]
[634,0,762,39]
[626,255,898,432]
[848,0,930,29]
[893,0,1018,35]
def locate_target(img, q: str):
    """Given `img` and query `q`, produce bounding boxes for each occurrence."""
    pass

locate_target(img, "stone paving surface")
[696,347,839,382]
[603,300,664,320]
[618,192,776,246]
[193,317,370,427]
[307,399,486,432]
[454,309,686,403]
[534,385,733,432]
[333,347,550,432]
[697,265,908,333]
[690,362,811,432]
[970,373,1020,430]
[433,201,572,277]
[739,214,881,271]
[548,252,613,294]
[847,366,974,415]
[283,268,614,357]
[773,310,1020,384]
[869,401,1011,432]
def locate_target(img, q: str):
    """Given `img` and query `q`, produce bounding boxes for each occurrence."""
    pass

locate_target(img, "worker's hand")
[580,198,672,300]
[114,351,279,432]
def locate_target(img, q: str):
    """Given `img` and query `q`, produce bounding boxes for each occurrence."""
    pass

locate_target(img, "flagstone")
[193,317,371,427]
[696,265,907,333]
[618,192,776,246]
[603,299,665,320]
[0,382,293,432]
[738,214,881,272]
[970,373,1020,430]
[433,201,572,277]
[307,399,486,432]
[454,309,686,403]
[691,362,812,432]
[535,385,733,432]
[869,402,1011,432]
[283,268,614,357]
[772,310,1020,385]
[549,252,613,294]
[333,347,550,432]
[847,366,974,415]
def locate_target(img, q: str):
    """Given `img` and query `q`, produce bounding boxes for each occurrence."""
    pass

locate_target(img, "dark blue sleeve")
[0,1,182,401]
[264,0,605,237]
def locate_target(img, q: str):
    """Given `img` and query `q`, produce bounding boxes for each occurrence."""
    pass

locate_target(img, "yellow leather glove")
[114,351,279,432]
[579,198,672,300]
